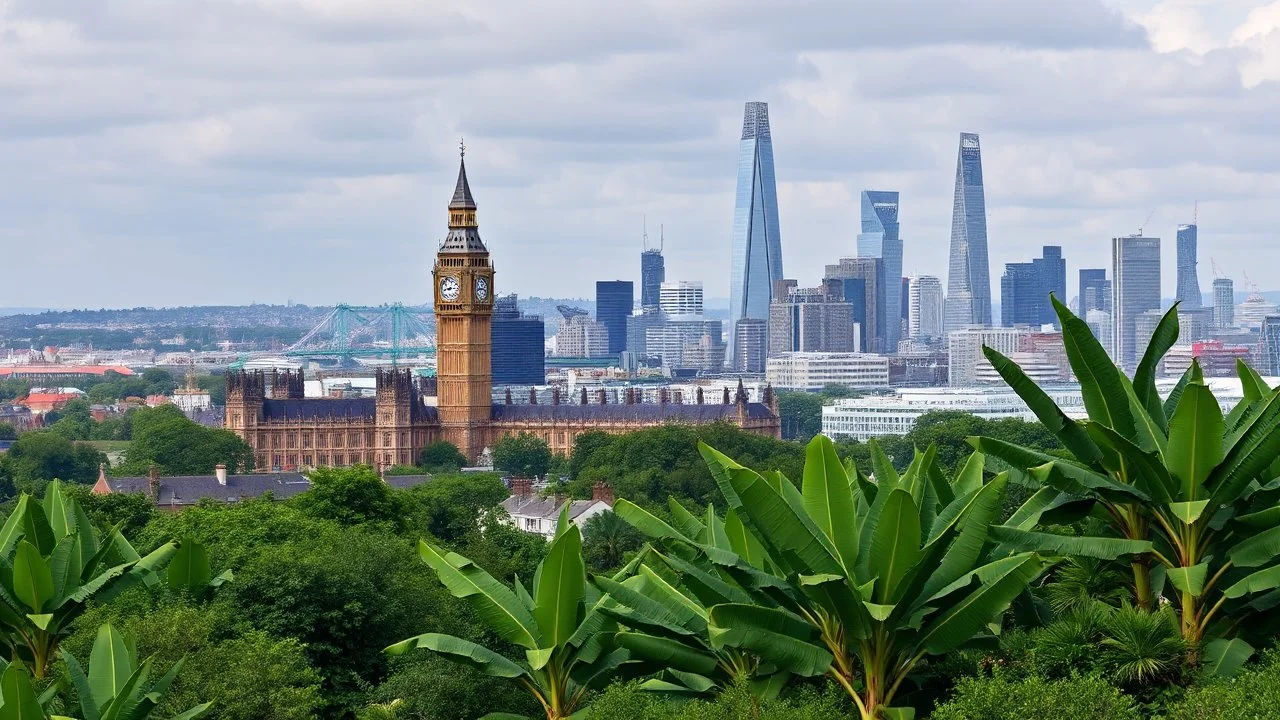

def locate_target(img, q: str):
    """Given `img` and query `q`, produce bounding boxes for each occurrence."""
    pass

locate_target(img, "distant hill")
[0,308,50,317]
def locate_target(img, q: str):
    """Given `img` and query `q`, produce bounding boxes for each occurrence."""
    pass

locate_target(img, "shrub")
[1159,648,1280,719]
[583,681,850,720]
[930,673,1140,720]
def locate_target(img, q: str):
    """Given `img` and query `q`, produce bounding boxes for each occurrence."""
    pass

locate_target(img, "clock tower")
[433,144,495,461]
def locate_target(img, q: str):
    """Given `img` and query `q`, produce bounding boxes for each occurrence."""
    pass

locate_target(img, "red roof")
[0,365,134,377]
[20,393,83,407]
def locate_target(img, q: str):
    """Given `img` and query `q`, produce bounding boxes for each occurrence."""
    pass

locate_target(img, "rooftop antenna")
[659,224,664,253]
[1194,199,1198,225]
[642,215,648,251]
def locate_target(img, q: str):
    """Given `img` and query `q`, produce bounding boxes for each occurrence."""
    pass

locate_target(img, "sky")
[3,0,1280,309]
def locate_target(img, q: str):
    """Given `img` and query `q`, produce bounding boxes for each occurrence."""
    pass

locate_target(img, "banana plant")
[166,537,232,597]
[387,506,633,720]
[977,297,1280,669]
[0,482,177,678]
[58,623,212,720]
[620,436,1050,719]
[597,501,790,699]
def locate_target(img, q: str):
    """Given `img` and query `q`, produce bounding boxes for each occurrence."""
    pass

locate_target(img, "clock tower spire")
[433,142,494,461]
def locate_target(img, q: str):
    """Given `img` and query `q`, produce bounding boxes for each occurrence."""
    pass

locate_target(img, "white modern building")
[908,275,945,340]
[821,386,1088,441]
[765,352,890,391]
[948,326,1028,386]
[501,479,614,541]
[973,351,1067,385]
[660,281,704,317]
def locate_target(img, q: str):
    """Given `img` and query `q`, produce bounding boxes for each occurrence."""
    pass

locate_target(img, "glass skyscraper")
[595,281,633,355]
[728,101,784,362]
[1000,247,1065,328]
[1176,224,1203,311]
[944,132,993,332]
[491,294,545,386]
[1112,235,1162,369]
[1079,268,1111,314]
[640,237,665,313]
[1214,277,1235,329]
[857,191,902,350]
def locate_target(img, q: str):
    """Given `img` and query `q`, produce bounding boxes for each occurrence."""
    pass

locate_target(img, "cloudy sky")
[3,0,1280,309]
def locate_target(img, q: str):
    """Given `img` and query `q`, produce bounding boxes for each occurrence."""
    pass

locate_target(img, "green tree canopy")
[120,403,253,475]
[400,472,507,543]
[294,465,403,527]
[492,431,552,477]
[2,430,105,491]
[418,440,467,472]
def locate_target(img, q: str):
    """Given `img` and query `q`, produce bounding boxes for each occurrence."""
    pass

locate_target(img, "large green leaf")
[1166,563,1209,597]
[1084,423,1173,504]
[968,437,1146,503]
[801,436,858,570]
[1162,364,1195,423]
[1133,303,1180,432]
[614,632,718,675]
[19,500,55,557]
[44,481,73,541]
[1223,564,1280,598]
[981,345,1102,464]
[0,497,28,559]
[534,506,586,650]
[1228,525,1280,568]
[12,541,53,614]
[88,624,134,711]
[384,633,527,678]
[723,509,769,570]
[725,467,842,576]
[988,526,1151,560]
[868,438,900,489]
[613,500,687,542]
[417,540,541,649]
[1166,381,1224,502]
[59,647,101,720]
[593,573,704,636]
[0,661,46,720]
[870,489,921,605]
[668,500,706,542]
[1052,295,1135,437]
[97,656,153,720]
[917,553,1046,655]
[167,538,213,593]
[706,604,832,677]
[1209,386,1280,510]
[1202,638,1255,678]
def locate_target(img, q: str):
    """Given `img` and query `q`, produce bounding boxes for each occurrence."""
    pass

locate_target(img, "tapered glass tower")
[944,132,993,332]
[1176,224,1203,310]
[857,191,902,350]
[728,101,784,362]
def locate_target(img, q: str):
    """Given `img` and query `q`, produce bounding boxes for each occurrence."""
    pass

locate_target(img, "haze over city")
[4,0,1280,308]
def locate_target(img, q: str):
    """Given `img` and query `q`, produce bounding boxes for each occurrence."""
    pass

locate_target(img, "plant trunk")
[1131,560,1153,611]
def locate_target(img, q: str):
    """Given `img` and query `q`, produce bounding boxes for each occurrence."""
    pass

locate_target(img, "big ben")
[433,143,495,461]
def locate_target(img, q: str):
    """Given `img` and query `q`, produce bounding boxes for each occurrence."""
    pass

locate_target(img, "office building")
[1237,292,1279,331]
[1176,224,1203,311]
[641,241,665,313]
[555,307,610,359]
[733,318,769,374]
[1001,246,1066,328]
[768,286,857,356]
[1262,316,1280,375]
[1112,235,1162,369]
[944,132,993,331]
[908,275,945,341]
[1079,269,1111,314]
[728,101,785,362]
[1214,278,1235,329]
[1085,310,1115,360]
[491,294,545,386]
[1164,340,1254,378]
[1001,263,1042,327]
[825,257,883,352]
[823,386,1087,441]
[857,191,903,349]
[948,326,1028,386]
[626,309,665,358]
[660,281,704,317]
[766,352,891,392]
[647,319,725,374]
[595,281,633,355]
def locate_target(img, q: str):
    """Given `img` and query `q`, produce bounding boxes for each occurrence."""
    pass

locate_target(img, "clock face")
[475,276,489,301]
[439,275,460,302]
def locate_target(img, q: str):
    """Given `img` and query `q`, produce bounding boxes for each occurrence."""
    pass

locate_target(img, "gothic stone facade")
[226,154,780,470]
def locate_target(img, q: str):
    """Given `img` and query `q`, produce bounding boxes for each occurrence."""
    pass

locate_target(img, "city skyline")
[3,1,1280,309]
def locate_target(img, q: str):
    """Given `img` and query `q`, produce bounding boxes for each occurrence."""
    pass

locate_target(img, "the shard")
[728,101,784,362]
[944,132,993,332]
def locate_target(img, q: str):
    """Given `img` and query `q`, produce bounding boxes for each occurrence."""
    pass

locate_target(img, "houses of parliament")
[225,151,781,470]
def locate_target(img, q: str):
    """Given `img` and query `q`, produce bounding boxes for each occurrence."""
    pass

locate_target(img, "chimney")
[592,481,615,506]
[147,464,159,502]
[505,388,513,405]
[580,387,589,405]
[215,463,228,486]
[696,387,705,405]
[511,477,533,499]
[723,387,731,404]
[597,389,607,405]
[529,387,538,405]
[552,387,561,406]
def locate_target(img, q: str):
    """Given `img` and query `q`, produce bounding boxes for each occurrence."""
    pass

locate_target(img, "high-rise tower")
[944,132,993,332]
[640,223,665,313]
[433,146,495,461]
[857,191,902,350]
[1112,235,1161,370]
[728,101,784,362]
[1214,277,1235,329]
[1176,224,1203,311]
[908,276,944,340]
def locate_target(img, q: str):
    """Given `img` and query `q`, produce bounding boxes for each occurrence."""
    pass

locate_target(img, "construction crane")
[1210,257,1226,280]
[1137,209,1156,237]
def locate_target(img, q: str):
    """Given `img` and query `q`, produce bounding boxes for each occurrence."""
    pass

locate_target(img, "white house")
[501,479,614,541]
